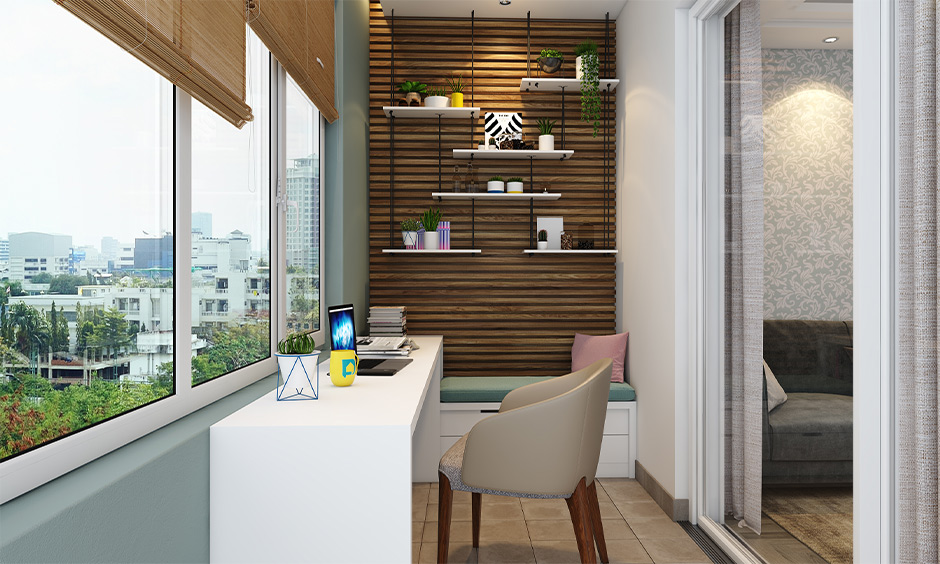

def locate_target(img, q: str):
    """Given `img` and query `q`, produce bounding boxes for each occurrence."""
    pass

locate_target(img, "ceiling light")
[823,36,839,44]
[499,0,511,5]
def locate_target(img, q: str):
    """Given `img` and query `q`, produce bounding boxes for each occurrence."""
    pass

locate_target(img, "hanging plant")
[575,40,601,137]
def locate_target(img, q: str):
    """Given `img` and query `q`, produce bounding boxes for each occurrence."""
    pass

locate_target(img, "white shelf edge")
[382,106,481,119]
[522,249,618,254]
[431,192,562,200]
[452,149,574,160]
[382,249,482,254]
[519,78,620,92]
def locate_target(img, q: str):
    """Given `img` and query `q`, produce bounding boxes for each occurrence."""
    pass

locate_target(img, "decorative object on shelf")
[465,163,480,192]
[424,85,449,108]
[401,218,420,249]
[574,40,601,137]
[451,166,463,192]
[577,223,595,249]
[537,216,564,249]
[421,207,442,250]
[275,332,319,401]
[537,118,556,151]
[561,231,573,250]
[538,48,564,74]
[507,177,524,194]
[541,182,552,194]
[487,176,505,193]
[397,81,427,106]
[446,73,464,108]
[329,349,359,387]
[416,227,425,249]
[484,112,522,147]
[537,229,549,250]
[437,221,451,250]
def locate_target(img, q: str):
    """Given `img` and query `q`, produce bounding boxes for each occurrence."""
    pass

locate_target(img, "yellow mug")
[330,350,359,387]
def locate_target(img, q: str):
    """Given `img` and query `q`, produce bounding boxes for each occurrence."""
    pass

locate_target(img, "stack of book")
[368,306,407,337]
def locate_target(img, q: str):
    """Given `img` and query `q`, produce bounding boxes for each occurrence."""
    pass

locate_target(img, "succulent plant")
[421,208,442,232]
[507,177,524,183]
[488,176,503,182]
[397,81,427,94]
[401,218,420,232]
[539,48,563,60]
[278,332,317,354]
[538,229,548,242]
[537,118,556,136]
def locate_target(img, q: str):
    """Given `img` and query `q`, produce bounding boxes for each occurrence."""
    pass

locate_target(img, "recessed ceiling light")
[499,0,511,5]
[823,36,839,44]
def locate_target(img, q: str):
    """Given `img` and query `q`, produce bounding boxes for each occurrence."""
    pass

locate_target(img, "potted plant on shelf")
[421,207,443,250]
[507,177,524,194]
[424,86,449,108]
[537,118,556,151]
[275,332,319,401]
[538,48,563,74]
[446,74,464,108]
[487,176,505,193]
[574,40,601,137]
[537,229,549,250]
[401,218,420,249]
[397,81,427,106]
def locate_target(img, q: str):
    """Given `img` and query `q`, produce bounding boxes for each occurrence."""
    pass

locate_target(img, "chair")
[437,358,613,564]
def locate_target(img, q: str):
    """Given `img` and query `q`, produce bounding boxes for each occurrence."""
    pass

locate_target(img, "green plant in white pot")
[421,208,442,250]
[275,332,319,401]
[424,85,449,108]
[507,177,524,194]
[537,118,556,151]
[487,176,505,193]
[537,229,549,250]
[401,218,420,249]
[574,40,601,137]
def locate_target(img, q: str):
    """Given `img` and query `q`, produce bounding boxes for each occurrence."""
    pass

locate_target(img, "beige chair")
[437,358,614,564]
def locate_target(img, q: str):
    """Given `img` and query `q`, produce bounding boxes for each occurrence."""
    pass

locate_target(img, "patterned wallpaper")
[762,49,853,321]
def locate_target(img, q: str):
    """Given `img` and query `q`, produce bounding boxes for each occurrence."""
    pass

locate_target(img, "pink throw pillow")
[571,332,629,383]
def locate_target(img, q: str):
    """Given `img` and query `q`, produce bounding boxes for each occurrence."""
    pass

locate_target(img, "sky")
[0,1,319,253]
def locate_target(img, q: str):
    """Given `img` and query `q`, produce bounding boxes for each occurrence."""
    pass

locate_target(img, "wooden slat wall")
[368,2,617,377]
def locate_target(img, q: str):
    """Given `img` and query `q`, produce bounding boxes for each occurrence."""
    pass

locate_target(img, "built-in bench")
[439,376,638,478]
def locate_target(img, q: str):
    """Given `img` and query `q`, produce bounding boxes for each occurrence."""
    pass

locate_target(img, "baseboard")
[635,461,690,521]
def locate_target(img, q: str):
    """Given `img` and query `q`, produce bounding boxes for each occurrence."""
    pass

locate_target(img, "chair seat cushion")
[768,392,853,461]
[439,434,568,499]
[440,376,636,403]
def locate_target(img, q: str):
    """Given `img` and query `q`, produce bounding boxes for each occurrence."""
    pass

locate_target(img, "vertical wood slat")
[369,2,617,378]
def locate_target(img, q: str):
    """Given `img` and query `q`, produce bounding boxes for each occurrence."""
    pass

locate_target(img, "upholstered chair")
[437,358,613,564]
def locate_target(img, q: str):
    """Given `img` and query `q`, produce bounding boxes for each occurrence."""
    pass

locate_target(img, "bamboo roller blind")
[369,2,618,378]
[56,0,252,128]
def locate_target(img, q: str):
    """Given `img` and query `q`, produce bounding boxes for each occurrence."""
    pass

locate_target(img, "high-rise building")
[100,236,120,260]
[0,238,9,264]
[134,235,173,273]
[8,232,72,282]
[192,212,213,238]
[285,154,320,274]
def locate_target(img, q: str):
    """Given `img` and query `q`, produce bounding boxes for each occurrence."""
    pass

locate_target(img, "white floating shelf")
[519,78,620,92]
[523,249,618,254]
[453,149,574,160]
[382,106,481,119]
[382,249,482,254]
[431,192,561,201]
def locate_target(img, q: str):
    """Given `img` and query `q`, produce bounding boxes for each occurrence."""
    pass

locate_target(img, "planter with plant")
[574,40,601,137]
[424,86,449,108]
[506,177,524,194]
[275,332,319,401]
[537,229,549,250]
[397,81,427,106]
[487,176,505,193]
[538,48,563,74]
[421,208,443,250]
[401,218,420,249]
[537,118,556,151]
[446,74,464,108]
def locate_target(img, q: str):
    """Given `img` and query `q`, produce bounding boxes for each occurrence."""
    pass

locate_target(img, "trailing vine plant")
[575,40,601,137]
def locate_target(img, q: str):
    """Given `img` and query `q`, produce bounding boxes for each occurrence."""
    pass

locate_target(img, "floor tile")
[424,519,474,543]
[601,480,653,504]
[600,518,638,541]
[521,498,570,520]
[477,541,538,563]
[614,501,668,519]
[418,542,475,564]
[606,539,654,563]
[414,521,425,543]
[414,498,429,521]
[428,502,474,522]
[639,536,709,563]
[479,519,531,542]
[525,519,576,541]
[482,501,525,521]
[531,540,582,564]
[413,542,421,564]
[625,517,688,539]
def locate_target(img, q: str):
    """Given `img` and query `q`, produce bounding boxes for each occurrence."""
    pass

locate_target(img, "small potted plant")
[487,176,505,193]
[275,332,319,401]
[424,85,449,108]
[397,81,427,106]
[537,229,549,250]
[446,74,464,108]
[537,118,556,151]
[506,177,524,194]
[421,207,442,250]
[488,137,499,151]
[401,218,420,249]
[574,40,601,137]
[538,48,564,74]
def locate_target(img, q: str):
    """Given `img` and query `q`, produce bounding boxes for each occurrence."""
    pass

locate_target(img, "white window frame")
[0,53,326,504]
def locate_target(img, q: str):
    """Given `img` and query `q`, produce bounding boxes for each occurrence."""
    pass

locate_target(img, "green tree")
[48,303,69,352]
[48,274,90,295]
[87,308,133,355]
[30,272,52,284]
[6,303,50,361]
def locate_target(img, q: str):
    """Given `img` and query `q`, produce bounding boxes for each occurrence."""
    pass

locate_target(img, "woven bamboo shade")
[55,0,252,128]
[248,0,337,122]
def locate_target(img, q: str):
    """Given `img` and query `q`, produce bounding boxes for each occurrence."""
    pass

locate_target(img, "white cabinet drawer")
[441,409,498,436]
[604,409,630,435]
[598,434,631,464]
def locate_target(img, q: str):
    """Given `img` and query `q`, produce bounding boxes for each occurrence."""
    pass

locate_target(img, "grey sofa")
[762,320,853,485]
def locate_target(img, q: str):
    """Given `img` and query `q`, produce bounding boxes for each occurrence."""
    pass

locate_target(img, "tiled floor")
[412,478,711,564]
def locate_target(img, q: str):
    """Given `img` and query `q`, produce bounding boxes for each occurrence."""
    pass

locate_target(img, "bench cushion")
[440,376,636,403]
[768,392,852,461]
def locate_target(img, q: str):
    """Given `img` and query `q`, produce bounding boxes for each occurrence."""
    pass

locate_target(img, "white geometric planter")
[275,353,319,401]
[402,230,418,249]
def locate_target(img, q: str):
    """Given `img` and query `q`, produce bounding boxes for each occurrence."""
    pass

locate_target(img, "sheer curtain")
[723,0,763,535]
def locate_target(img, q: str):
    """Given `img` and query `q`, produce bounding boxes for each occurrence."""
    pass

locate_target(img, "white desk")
[209,336,442,563]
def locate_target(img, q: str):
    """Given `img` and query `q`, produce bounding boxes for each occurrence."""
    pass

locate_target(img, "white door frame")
[680,0,896,561]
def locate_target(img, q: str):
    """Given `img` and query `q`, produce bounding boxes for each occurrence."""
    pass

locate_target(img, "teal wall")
[0,1,370,560]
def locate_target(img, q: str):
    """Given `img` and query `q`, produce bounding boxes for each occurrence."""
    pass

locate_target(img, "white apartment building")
[128,331,206,383]
[8,232,72,282]
[286,155,320,274]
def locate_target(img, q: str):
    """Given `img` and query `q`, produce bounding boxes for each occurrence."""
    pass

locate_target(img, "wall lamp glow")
[823,37,839,44]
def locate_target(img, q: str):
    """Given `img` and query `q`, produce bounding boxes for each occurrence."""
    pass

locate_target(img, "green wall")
[0,0,370,560]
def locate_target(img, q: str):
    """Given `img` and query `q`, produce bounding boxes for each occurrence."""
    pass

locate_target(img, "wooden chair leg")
[472,492,482,548]
[566,477,597,564]
[587,481,609,563]
[438,472,453,564]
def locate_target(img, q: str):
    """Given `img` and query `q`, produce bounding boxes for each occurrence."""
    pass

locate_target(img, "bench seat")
[440,376,637,403]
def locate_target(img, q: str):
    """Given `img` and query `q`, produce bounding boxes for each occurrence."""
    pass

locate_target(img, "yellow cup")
[450,92,464,108]
[330,350,359,387]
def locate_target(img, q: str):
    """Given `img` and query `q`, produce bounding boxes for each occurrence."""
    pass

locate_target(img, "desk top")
[211,335,442,434]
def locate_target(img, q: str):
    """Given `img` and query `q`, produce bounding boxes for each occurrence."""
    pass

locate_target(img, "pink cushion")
[571,332,629,383]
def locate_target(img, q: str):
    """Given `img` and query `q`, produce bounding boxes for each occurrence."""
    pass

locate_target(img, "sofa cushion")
[768,392,852,461]
[763,320,853,394]
[440,376,636,403]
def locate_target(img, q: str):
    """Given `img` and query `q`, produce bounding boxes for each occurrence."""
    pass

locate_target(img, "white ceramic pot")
[424,96,449,108]
[423,230,440,250]
[576,56,583,80]
[275,353,319,401]
[507,181,523,194]
[478,144,485,150]
[402,230,418,249]
[539,135,555,151]
[487,180,505,193]
[537,241,548,250]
